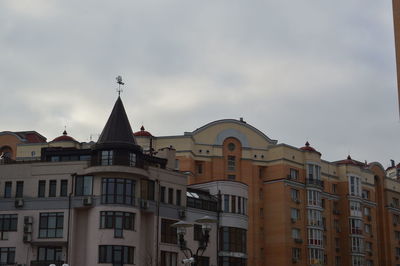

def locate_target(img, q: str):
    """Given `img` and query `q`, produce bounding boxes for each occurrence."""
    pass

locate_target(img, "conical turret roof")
[97,96,136,146]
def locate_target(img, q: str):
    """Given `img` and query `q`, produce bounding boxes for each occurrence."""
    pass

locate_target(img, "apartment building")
[133,118,400,266]
[2,112,400,266]
[0,97,250,266]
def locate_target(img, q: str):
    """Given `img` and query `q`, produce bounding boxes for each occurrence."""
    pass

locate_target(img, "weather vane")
[116,75,125,96]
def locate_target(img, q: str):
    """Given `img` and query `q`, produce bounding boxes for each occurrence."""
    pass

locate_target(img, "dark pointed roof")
[97,97,137,146]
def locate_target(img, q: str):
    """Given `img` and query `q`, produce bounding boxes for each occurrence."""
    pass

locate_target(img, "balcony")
[306,178,324,189]
[31,261,65,266]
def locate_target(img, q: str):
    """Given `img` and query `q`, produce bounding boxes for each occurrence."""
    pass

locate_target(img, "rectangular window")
[238,197,242,214]
[60,180,68,197]
[15,181,23,198]
[227,156,235,171]
[161,219,177,244]
[332,184,337,193]
[196,163,203,174]
[140,179,155,201]
[364,207,371,216]
[292,248,301,260]
[37,247,62,261]
[292,228,300,239]
[160,186,166,203]
[129,153,136,167]
[101,178,135,205]
[335,256,341,266]
[196,256,210,266]
[0,247,16,265]
[349,219,363,235]
[194,224,202,241]
[100,211,135,238]
[99,245,134,264]
[227,174,236,180]
[365,224,371,235]
[290,169,299,180]
[365,241,372,252]
[176,190,181,206]
[161,251,177,266]
[224,195,229,212]
[260,207,264,218]
[75,176,93,196]
[0,214,18,232]
[101,150,113,166]
[349,176,361,197]
[231,196,236,213]
[396,231,400,240]
[394,198,400,207]
[49,180,57,197]
[39,212,64,238]
[4,182,11,198]
[291,208,300,221]
[291,189,299,202]
[362,189,370,199]
[168,188,174,204]
[396,247,400,257]
[219,227,247,253]
[38,180,46,198]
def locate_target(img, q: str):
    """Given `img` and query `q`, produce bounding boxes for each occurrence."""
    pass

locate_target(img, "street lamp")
[171,216,217,265]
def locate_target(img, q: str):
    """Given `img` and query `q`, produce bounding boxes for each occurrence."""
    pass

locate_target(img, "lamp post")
[171,216,217,266]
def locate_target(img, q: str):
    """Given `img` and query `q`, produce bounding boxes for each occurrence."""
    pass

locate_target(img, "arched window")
[223,138,242,180]
[0,146,13,159]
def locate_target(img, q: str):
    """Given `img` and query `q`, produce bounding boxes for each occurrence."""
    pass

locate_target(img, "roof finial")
[63,126,67,136]
[116,75,125,97]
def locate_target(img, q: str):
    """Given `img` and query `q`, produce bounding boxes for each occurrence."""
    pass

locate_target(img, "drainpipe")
[66,173,76,264]
[155,179,161,266]
[216,190,221,265]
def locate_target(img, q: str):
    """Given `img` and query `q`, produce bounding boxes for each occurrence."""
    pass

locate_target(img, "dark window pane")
[49,180,57,197]
[60,180,68,197]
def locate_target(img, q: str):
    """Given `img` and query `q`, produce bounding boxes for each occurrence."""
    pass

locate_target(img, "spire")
[97,97,136,145]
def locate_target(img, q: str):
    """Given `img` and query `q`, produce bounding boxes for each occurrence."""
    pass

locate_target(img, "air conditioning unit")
[292,258,299,263]
[295,199,301,204]
[23,234,32,243]
[291,218,296,223]
[83,196,92,206]
[394,222,398,226]
[335,248,340,252]
[23,225,32,233]
[24,216,33,224]
[15,198,24,208]
[367,215,372,221]
[178,209,186,219]
[140,199,149,209]
[294,238,303,244]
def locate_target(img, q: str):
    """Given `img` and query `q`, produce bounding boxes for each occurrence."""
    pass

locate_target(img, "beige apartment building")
[133,118,400,266]
[0,97,249,266]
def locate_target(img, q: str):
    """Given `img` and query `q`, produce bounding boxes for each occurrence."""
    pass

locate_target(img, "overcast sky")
[0,0,399,167]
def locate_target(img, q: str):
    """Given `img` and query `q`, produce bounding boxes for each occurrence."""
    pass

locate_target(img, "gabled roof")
[97,97,136,146]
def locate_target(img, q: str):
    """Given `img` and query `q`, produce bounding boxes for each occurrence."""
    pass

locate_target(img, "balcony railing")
[306,178,324,188]
[30,261,65,266]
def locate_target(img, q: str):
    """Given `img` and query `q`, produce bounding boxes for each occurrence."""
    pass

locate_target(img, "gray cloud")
[0,0,398,166]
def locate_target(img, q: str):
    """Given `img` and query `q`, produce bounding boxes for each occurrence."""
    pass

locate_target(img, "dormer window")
[129,153,136,167]
[101,150,113,166]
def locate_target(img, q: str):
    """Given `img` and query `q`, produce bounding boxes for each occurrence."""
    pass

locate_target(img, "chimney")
[391,160,395,167]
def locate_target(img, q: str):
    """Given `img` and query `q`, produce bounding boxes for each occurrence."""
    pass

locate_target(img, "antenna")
[116,75,125,96]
